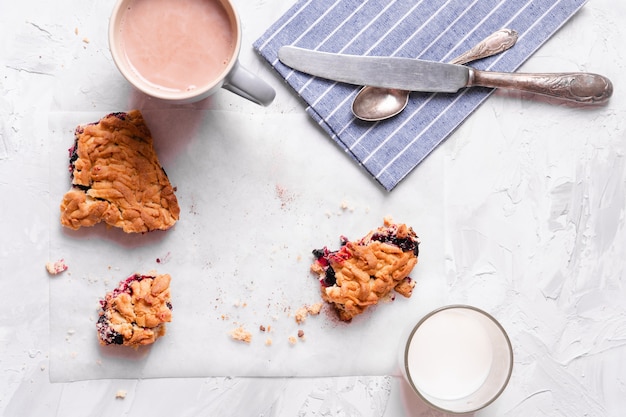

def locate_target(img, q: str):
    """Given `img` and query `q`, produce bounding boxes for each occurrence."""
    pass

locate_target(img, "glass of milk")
[402,305,513,414]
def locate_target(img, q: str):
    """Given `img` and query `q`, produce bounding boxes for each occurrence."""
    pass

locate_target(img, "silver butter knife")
[278,46,612,104]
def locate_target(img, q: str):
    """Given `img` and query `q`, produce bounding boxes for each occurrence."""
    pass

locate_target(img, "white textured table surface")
[1,0,625,416]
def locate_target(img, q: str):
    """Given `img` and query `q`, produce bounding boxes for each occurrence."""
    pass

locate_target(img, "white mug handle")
[223,61,276,106]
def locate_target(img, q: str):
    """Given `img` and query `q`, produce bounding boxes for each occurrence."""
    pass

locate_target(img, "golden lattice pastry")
[60,110,180,233]
[97,272,172,348]
[311,218,419,321]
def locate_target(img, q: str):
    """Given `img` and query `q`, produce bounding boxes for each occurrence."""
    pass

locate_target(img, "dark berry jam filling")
[312,247,344,287]
[96,314,123,345]
[371,232,419,256]
[68,138,79,175]
[108,112,128,120]
[323,266,337,287]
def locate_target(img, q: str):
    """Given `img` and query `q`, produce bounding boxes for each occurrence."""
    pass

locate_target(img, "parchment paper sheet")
[48,110,445,382]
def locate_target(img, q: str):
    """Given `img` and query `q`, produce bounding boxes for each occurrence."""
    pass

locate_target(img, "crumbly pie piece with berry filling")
[311,218,420,322]
[97,273,172,348]
[60,110,180,233]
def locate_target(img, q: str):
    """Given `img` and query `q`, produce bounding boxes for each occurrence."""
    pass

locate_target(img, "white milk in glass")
[407,308,494,400]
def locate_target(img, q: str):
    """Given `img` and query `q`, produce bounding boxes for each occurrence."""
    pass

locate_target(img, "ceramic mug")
[108,0,275,105]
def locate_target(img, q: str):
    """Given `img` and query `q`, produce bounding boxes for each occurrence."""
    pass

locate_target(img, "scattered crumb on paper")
[229,326,252,343]
[275,184,296,209]
[294,302,323,324]
[46,259,68,275]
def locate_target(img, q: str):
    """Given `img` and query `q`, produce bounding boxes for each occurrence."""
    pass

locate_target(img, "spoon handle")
[468,70,613,104]
[449,29,518,65]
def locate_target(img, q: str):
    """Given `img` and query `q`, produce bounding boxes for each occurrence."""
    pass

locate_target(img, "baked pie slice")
[97,272,172,348]
[60,110,180,233]
[311,218,420,321]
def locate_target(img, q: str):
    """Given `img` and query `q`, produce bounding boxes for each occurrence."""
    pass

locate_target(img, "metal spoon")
[351,28,519,122]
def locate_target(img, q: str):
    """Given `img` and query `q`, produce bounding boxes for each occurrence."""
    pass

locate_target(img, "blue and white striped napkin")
[254,0,586,190]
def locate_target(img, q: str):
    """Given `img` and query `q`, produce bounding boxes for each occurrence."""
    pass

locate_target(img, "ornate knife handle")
[468,69,613,104]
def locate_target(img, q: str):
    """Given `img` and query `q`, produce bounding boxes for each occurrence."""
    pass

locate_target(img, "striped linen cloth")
[254,0,586,191]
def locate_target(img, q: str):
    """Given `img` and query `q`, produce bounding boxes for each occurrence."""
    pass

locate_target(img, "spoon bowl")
[352,87,408,122]
[351,29,518,122]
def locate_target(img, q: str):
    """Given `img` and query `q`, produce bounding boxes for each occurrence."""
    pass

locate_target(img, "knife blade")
[278,46,468,93]
[278,46,613,104]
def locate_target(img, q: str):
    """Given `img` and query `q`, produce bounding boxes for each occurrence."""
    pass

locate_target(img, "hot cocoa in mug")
[109,0,275,105]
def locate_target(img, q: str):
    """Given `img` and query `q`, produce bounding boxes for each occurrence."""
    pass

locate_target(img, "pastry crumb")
[156,252,171,264]
[294,302,323,324]
[288,336,297,345]
[307,303,322,316]
[340,200,354,212]
[265,338,273,346]
[294,307,308,324]
[229,326,252,343]
[298,329,305,339]
[115,390,127,399]
[46,259,68,275]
